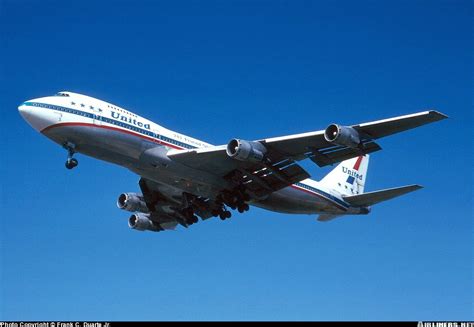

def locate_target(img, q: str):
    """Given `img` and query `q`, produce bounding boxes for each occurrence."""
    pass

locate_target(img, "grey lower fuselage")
[43,124,352,216]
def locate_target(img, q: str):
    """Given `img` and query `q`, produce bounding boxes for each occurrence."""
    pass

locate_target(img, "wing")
[167,145,310,199]
[263,110,447,166]
[168,110,447,183]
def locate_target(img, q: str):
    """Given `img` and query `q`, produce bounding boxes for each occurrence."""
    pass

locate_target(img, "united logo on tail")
[344,156,364,185]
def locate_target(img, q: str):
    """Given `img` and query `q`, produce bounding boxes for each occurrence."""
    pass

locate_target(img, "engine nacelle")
[324,124,361,148]
[226,139,267,162]
[128,213,163,232]
[117,193,149,213]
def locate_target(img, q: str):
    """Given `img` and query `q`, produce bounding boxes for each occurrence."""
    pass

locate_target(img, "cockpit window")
[55,92,70,97]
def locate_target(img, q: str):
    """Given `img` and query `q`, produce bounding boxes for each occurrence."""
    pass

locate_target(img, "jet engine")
[128,213,163,232]
[226,139,267,162]
[117,193,149,213]
[324,124,361,148]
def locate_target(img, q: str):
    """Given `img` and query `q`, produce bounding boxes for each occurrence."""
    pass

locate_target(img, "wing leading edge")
[168,110,447,173]
[264,110,447,167]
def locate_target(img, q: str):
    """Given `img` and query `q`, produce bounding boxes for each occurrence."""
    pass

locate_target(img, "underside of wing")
[308,140,382,167]
[138,178,223,229]
[167,146,310,199]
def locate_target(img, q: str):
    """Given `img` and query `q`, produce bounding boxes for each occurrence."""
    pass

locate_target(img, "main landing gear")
[214,189,250,220]
[182,207,199,226]
[237,203,250,213]
[64,142,78,170]
[219,210,232,220]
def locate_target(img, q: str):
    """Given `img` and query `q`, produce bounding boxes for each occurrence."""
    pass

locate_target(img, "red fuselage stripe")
[40,122,184,150]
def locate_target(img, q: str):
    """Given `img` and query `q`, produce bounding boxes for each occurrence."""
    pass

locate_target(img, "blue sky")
[0,0,472,321]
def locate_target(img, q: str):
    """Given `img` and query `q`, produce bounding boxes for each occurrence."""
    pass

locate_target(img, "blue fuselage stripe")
[23,102,198,150]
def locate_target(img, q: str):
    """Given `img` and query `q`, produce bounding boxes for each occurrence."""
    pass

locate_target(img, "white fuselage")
[18,91,359,216]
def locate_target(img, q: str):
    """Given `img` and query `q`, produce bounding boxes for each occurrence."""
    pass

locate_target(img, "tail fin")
[319,155,369,195]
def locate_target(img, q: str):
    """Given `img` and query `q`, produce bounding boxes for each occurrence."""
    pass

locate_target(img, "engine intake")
[226,139,267,162]
[128,213,163,232]
[324,124,361,148]
[117,193,149,213]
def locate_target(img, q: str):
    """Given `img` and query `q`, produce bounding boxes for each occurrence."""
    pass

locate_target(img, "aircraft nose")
[18,101,31,119]
[18,99,53,132]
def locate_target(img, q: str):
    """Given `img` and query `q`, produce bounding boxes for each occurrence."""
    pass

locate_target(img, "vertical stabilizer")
[319,155,369,195]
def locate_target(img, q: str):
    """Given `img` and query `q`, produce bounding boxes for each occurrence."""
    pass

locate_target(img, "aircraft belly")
[253,186,329,214]
[43,124,231,199]
[43,125,151,167]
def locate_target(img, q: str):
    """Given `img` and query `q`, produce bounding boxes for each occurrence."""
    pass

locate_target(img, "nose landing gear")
[64,142,78,169]
[66,158,78,169]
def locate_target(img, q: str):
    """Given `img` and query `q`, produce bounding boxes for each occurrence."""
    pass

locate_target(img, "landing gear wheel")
[237,202,249,213]
[219,210,232,220]
[64,142,78,170]
[187,217,196,225]
[65,158,78,169]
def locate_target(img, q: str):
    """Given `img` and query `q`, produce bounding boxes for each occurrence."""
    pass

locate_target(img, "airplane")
[18,91,447,232]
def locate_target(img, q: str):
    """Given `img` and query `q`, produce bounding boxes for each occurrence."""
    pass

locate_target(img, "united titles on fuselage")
[111,111,150,129]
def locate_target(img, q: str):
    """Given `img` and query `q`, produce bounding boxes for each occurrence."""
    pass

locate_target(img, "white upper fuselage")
[19,91,211,150]
[18,91,357,216]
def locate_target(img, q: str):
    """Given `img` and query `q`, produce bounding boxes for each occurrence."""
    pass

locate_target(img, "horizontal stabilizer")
[342,184,423,207]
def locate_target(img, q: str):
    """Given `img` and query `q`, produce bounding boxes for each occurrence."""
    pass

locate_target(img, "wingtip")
[428,110,449,120]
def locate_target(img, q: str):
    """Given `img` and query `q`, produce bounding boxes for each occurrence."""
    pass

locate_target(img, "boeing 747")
[18,91,447,232]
